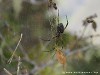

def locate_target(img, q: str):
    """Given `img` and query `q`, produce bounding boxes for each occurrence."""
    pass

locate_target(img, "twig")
[4,68,12,75]
[19,44,37,66]
[8,33,23,64]
[0,32,19,60]
[70,26,87,50]
[30,60,54,74]
[17,56,21,75]
[58,9,59,24]
[67,45,93,56]
[84,34,100,39]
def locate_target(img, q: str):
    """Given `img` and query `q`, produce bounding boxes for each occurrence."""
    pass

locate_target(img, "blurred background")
[0,0,100,75]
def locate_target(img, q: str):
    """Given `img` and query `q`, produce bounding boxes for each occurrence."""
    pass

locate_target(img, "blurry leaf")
[55,49,66,67]
[87,13,97,19]
[92,21,97,31]
[55,49,67,70]
[83,14,97,27]
[83,20,88,26]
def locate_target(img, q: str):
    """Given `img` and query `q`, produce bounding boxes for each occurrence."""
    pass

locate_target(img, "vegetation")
[0,0,99,75]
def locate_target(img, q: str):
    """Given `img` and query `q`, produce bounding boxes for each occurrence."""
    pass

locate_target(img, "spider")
[42,10,68,42]
[42,10,68,68]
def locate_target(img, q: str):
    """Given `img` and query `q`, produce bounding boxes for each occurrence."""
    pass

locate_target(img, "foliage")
[0,0,99,75]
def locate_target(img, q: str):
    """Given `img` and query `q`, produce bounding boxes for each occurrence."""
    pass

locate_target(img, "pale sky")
[57,0,100,45]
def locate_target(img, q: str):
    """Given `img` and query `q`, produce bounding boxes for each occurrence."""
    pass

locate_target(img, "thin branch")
[8,33,23,64]
[0,32,19,59]
[84,34,100,39]
[30,60,54,74]
[70,26,87,50]
[17,56,21,75]
[67,45,93,56]
[19,44,37,66]
[4,68,12,75]
[58,9,59,24]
